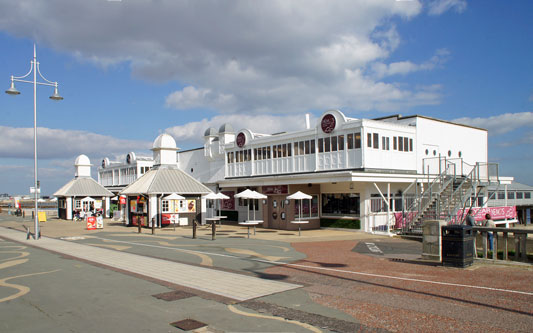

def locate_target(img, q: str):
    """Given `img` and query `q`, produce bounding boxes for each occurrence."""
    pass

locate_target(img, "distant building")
[54,155,114,220]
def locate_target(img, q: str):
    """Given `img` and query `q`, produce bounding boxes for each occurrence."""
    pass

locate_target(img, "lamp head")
[49,86,63,101]
[5,81,20,95]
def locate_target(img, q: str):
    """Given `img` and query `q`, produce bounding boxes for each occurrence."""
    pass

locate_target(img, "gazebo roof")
[54,177,114,197]
[120,167,211,195]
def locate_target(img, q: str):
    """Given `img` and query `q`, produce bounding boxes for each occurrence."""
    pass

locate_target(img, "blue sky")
[0,0,532,196]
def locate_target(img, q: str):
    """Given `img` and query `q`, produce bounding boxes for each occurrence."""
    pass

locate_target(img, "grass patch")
[321,218,360,229]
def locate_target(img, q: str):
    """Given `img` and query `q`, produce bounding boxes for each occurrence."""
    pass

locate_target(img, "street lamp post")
[5,44,63,240]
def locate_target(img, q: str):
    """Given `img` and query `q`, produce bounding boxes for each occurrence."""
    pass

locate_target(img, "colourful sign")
[96,216,104,229]
[86,216,97,230]
[457,206,517,221]
[119,196,126,205]
[38,211,47,222]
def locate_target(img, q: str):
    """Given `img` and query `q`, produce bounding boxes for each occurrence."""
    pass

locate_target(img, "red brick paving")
[265,240,533,332]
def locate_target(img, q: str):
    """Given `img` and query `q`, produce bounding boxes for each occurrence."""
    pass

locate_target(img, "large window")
[321,193,360,216]
[293,195,319,218]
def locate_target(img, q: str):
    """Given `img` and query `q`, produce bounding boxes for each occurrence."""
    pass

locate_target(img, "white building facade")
[98,110,514,232]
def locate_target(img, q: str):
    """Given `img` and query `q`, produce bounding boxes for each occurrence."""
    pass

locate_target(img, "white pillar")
[66,197,73,220]
[149,194,158,227]
[105,197,111,218]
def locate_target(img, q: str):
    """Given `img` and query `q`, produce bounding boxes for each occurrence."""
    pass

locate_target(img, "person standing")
[483,213,496,252]
[465,209,477,226]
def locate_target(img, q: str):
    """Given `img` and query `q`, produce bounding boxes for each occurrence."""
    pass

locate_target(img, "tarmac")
[0,215,382,302]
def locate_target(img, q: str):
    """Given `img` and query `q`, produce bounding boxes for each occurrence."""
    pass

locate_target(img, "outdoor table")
[212,216,227,226]
[290,220,309,236]
[238,220,263,238]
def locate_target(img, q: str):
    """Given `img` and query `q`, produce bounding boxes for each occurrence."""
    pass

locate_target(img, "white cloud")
[165,113,317,145]
[452,112,533,136]
[371,48,449,79]
[0,126,152,160]
[0,0,451,114]
[427,0,467,16]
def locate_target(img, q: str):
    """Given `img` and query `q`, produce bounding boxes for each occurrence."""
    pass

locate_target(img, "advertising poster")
[119,196,126,205]
[96,216,104,229]
[187,200,196,213]
[95,200,102,209]
[86,216,97,230]
[221,191,235,210]
[130,200,137,213]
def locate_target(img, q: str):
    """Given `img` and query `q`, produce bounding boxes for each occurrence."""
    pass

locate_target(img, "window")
[398,136,403,151]
[525,192,531,199]
[354,132,361,149]
[294,142,299,156]
[305,140,310,154]
[299,141,304,155]
[497,192,505,200]
[382,137,386,150]
[267,146,271,159]
[277,145,282,158]
[373,133,379,149]
[318,138,324,153]
[516,192,523,199]
[508,192,515,200]
[273,146,277,158]
[325,137,331,152]
[404,137,409,152]
[393,137,397,150]
[367,133,372,148]
[331,136,337,151]
[311,140,315,153]
[338,135,344,151]
[322,193,360,216]
[162,200,170,212]
[347,133,354,149]
[75,200,81,209]
[294,195,319,218]
[287,143,292,156]
[410,139,413,152]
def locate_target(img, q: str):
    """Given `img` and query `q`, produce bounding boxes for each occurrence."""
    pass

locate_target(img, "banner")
[96,216,104,229]
[457,206,517,222]
[87,216,97,230]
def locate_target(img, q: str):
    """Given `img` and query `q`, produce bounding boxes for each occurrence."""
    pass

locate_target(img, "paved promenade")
[0,226,301,301]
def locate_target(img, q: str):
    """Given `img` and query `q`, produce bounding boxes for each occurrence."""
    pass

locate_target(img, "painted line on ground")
[94,236,533,297]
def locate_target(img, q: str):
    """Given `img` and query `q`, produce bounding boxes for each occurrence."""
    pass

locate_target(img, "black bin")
[442,225,474,267]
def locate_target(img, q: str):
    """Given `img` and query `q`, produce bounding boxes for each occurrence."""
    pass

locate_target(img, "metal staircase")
[398,159,499,235]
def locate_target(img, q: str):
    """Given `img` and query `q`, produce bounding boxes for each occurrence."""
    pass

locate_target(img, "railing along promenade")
[473,226,531,263]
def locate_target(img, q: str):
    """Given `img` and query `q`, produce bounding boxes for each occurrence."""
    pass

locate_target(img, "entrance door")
[268,195,288,230]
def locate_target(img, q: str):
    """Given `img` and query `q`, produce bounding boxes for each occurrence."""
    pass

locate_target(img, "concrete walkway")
[0,226,301,301]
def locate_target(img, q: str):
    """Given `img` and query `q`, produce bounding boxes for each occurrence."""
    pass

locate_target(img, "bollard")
[192,220,197,239]
[211,221,216,240]
[151,217,155,235]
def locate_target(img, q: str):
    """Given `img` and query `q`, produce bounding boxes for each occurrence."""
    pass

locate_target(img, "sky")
[0,0,532,196]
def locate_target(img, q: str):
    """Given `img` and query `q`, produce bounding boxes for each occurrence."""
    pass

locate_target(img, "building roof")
[120,167,211,195]
[152,133,178,150]
[487,182,533,191]
[54,177,114,197]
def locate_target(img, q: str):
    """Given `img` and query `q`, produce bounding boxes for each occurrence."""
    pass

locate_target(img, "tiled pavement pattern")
[0,227,301,301]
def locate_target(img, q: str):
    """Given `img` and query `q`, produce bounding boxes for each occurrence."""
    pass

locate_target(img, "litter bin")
[442,224,474,267]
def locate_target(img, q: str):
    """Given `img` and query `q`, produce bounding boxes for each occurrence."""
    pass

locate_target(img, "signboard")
[236,132,246,148]
[96,216,104,229]
[119,196,126,205]
[457,206,517,222]
[262,185,288,195]
[221,191,235,210]
[130,200,137,213]
[38,211,47,222]
[95,200,102,209]
[321,114,336,133]
[30,187,41,194]
[86,216,97,230]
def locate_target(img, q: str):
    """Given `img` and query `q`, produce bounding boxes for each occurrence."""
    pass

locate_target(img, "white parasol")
[235,189,267,220]
[287,191,312,221]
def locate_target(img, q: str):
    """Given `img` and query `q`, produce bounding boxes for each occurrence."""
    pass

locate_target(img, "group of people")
[465,209,496,251]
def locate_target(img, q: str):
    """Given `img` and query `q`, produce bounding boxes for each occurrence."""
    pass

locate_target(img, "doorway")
[268,195,288,229]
